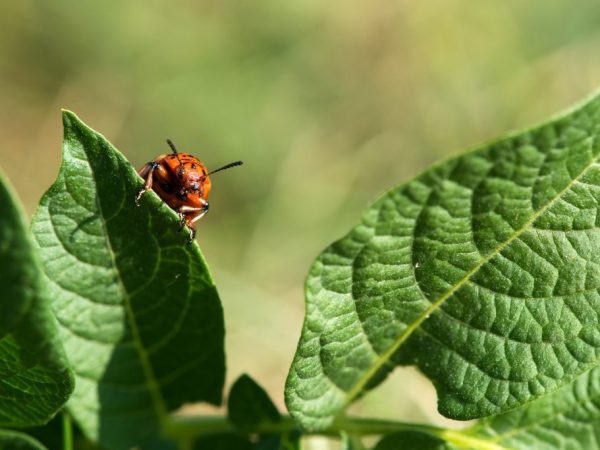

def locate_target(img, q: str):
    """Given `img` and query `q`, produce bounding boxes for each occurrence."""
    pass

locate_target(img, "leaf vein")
[340,146,600,411]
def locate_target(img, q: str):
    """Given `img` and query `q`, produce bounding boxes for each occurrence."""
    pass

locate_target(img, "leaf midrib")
[80,139,169,424]
[340,141,598,411]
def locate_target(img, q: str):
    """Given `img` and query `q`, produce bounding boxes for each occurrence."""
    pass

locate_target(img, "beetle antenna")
[166,138,185,169]
[166,139,178,154]
[207,161,244,176]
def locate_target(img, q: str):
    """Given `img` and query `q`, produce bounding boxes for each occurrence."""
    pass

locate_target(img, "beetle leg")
[177,212,186,231]
[177,199,208,215]
[135,162,161,206]
[177,201,209,242]
[187,207,209,243]
[179,201,209,225]
[188,204,209,225]
[137,162,153,178]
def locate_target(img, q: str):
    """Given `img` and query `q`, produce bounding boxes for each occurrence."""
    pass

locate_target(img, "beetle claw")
[178,214,186,232]
[135,188,145,206]
[186,227,196,244]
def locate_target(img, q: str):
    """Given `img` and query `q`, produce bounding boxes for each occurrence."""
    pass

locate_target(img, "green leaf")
[228,374,281,433]
[0,431,48,450]
[286,91,600,429]
[228,375,301,450]
[30,111,225,449]
[374,431,452,450]
[451,364,600,450]
[0,171,74,427]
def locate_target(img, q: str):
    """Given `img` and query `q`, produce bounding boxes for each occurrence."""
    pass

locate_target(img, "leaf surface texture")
[286,93,600,429]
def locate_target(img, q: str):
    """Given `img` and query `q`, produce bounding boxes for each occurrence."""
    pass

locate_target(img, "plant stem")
[166,415,441,439]
[164,415,507,450]
[62,411,73,450]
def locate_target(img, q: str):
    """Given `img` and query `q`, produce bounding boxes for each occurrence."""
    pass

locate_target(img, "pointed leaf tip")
[31,111,226,449]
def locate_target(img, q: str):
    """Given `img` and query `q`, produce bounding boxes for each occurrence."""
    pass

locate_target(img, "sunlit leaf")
[31,111,225,449]
[0,171,73,427]
[286,92,600,429]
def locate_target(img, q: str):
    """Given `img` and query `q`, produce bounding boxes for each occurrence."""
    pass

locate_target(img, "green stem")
[164,415,507,450]
[167,415,440,439]
[62,411,73,450]
[342,431,367,450]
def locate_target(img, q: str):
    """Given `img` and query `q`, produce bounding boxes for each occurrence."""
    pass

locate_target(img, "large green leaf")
[286,91,600,429]
[0,171,73,427]
[0,430,48,450]
[30,111,225,449]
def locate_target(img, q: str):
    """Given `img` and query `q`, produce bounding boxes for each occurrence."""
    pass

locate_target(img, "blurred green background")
[3,0,600,446]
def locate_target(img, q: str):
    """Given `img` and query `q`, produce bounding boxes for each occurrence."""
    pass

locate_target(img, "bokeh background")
[3,1,600,447]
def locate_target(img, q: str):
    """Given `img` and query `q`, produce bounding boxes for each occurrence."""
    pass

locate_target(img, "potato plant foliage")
[2,94,600,449]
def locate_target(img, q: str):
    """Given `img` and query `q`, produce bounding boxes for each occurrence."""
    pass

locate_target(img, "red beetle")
[135,139,242,240]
